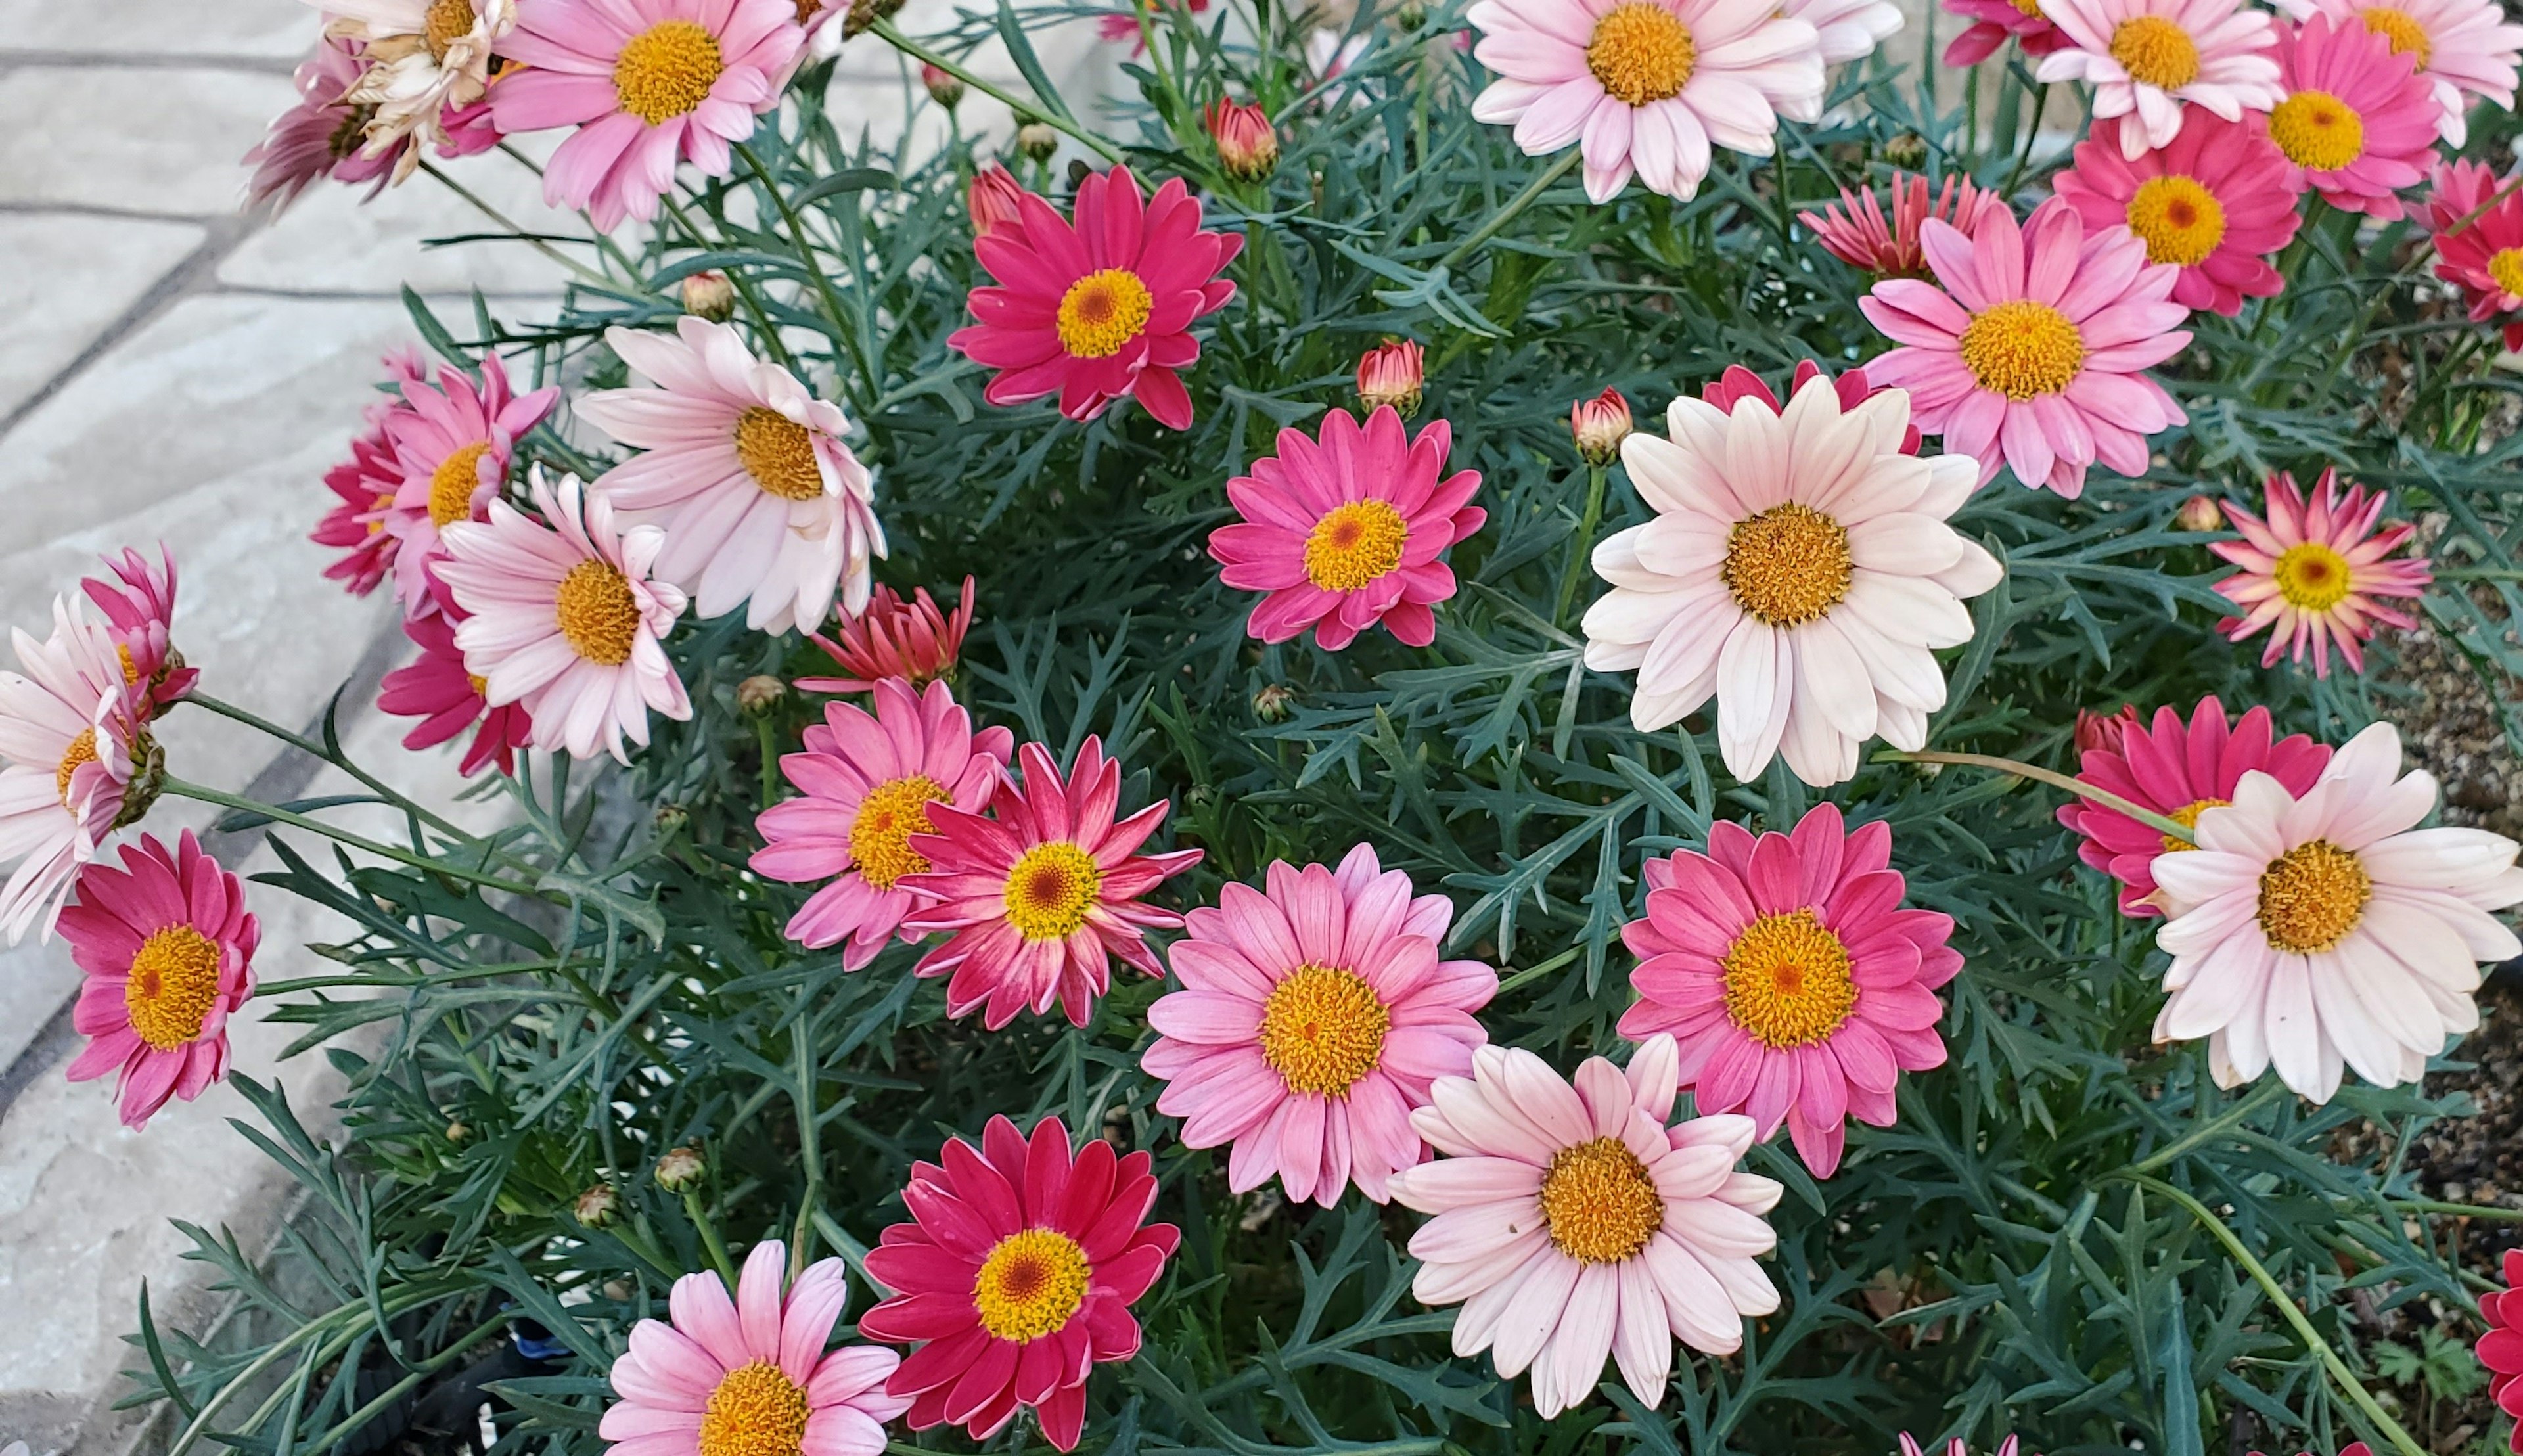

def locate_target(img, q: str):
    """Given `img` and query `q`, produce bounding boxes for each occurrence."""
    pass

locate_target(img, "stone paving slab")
[0,215,205,419]
[0,67,291,215]
[0,0,313,59]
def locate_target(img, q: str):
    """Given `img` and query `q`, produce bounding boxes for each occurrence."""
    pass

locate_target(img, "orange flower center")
[2009,0,2043,16]
[1003,841,1102,940]
[2125,173,2226,267]
[849,774,949,890]
[2273,541,2353,612]
[2256,839,2371,952]
[1959,298,2085,399]
[1723,502,1852,626]
[1537,1136,1664,1263]
[733,407,827,501]
[554,559,641,666]
[972,1228,1091,1341]
[117,643,141,687]
[1258,964,1389,1096]
[613,19,724,125]
[1303,499,1409,591]
[2488,247,2523,298]
[1055,268,1154,358]
[695,1361,810,1456]
[2359,5,2431,66]
[1587,3,1696,106]
[2160,796,2229,853]
[1721,908,1858,1049]
[2110,14,2200,88]
[57,727,99,807]
[423,0,478,58]
[124,925,223,1051]
[428,440,493,529]
[367,491,394,534]
[2268,90,2365,171]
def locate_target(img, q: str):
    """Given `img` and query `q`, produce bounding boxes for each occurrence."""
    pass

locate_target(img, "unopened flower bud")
[574,1182,621,1228]
[1882,132,1928,168]
[921,61,963,108]
[1395,0,1427,28]
[654,802,689,836]
[1252,683,1296,723]
[2175,495,2225,532]
[2074,704,2141,758]
[446,1120,470,1143]
[1355,340,1424,417]
[737,674,786,717]
[680,270,736,322]
[1204,98,1279,183]
[1016,120,1059,162]
[967,163,1028,244]
[1570,388,1633,466]
[655,1143,706,1193]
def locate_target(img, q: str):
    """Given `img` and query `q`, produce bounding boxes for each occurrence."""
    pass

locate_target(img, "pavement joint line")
[0,49,301,74]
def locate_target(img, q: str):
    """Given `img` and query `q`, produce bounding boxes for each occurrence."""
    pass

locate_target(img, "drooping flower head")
[947,164,1242,431]
[1940,0,2064,65]
[2275,0,2522,143]
[2059,696,2332,917]
[798,578,976,695]
[1698,359,1923,453]
[1862,198,2191,497]
[1206,97,1280,181]
[313,349,428,596]
[598,1239,909,1456]
[1800,170,2004,277]
[2480,1248,2523,1434]
[1386,1036,1783,1419]
[1581,373,2001,786]
[1206,407,1486,652]
[751,677,1013,969]
[2425,158,2523,352]
[0,597,149,944]
[2211,468,2432,677]
[2051,112,2304,316]
[1355,340,1426,417]
[2032,0,2282,157]
[376,580,534,777]
[1783,0,1903,65]
[244,36,412,206]
[1466,0,1826,202]
[82,547,196,714]
[2151,721,2523,1100]
[2265,14,2441,219]
[859,1115,1178,1452]
[1143,846,1499,1206]
[1572,388,1634,465]
[899,737,1202,1028]
[60,830,256,1130]
[318,0,516,178]
[379,350,560,618]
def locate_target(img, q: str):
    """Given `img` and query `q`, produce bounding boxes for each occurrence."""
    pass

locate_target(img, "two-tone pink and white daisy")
[1799,170,2004,278]
[2265,14,2441,219]
[83,547,196,715]
[1386,1035,1783,1418]
[379,350,558,618]
[376,581,534,777]
[2152,721,2523,1101]
[1784,0,1903,63]
[2032,0,2281,157]
[0,597,148,944]
[2426,158,2523,352]
[434,470,692,763]
[313,350,428,596]
[2211,468,2431,677]
[1142,846,1499,1206]
[578,318,884,635]
[316,0,516,176]
[1465,0,1826,203]
[2275,0,2523,145]
[1862,198,2191,497]
[1581,370,2000,786]
[2051,113,2304,316]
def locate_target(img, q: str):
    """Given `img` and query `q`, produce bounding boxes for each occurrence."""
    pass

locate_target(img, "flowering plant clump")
[43,0,2523,1451]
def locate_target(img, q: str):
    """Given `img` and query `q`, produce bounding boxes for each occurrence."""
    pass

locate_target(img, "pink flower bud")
[967,163,1028,244]
[922,61,964,108]
[1570,388,1633,466]
[1355,340,1424,417]
[679,269,735,321]
[2175,495,2225,531]
[1204,98,1279,182]
[2074,704,2141,758]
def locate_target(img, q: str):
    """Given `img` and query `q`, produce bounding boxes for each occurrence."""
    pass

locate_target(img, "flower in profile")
[1901,1439,2022,1456]
[899,737,1201,1028]
[1698,359,1922,452]
[60,830,256,1129]
[1386,1036,1783,1418]
[1355,340,1426,417]
[2480,1248,2523,1434]
[244,37,409,206]
[2051,112,2303,316]
[2211,468,2430,677]
[2275,0,2522,145]
[597,1239,909,1456]
[1468,0,1825,203]
[1799,170,2003,277]
[82,548,196,713]
[2032,0,2281,158]
[1862,199,2190,497]
[860,1115,1178,1451]
[1940,0,2063,65]
[1143,846,1499,1206]
[1581,373,2000,786]
[2265,14,2440,219]
[799,578,976,695]
[751,678,1013,969]
[2060,696,2332,917]
[2076,702,2142,756]
[489,0,806,231]
[2151,721,2523,1100]
[949,165,1242,430]
[1206,97,1279,181]
[318,0,515,179]
[1783,0,1903,64]
[1571,388,1633,465]
[578,318,885,635]
[0,597,147,944]
[435,470,692,763]
[2425,158,2523,352]
[379,350,559,618]
[376,581,533,777]
[1206,407,1485,652]
[313,350,428,596]
[967,163,1028,243]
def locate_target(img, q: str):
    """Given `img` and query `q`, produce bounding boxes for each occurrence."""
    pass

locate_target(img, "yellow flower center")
[367,491,394,534]
[423,0,478,58]
[2256,838,2371,953]
[1587,3,1697,106]
[554,559,641,666]
[2359,5,2432,67]
[733,407,827,502]
[1959,298,2086,399]
[57,727,99,807]
[694,1361,811,1456]
[117,643,141,687]
[2268,90,2366,172]
[972,1228,1091,1342]
[2110,14,2201,88]
[2009,0,2043,16]
[1721,908,1859,1049]
[2273,541,2353,612]
[849,774,949,890]
[467,673,489,698]
[428,440,493,530]
[1055,268,1154,359]
[2160,796,2229,854]
[1537,1136,1664,1264]
[1258,964,1390,1096]
[124,925,223,1051]
[1003,841,1102,940]
[2488,247,2523,297]
[1722,502,1853,627]
[1302,499,1410,592]
[2125,173,2227,267]
[613,19,724,125]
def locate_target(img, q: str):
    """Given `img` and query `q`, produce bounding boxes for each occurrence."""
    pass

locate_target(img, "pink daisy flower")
[379,350,559,618]
[797,578,975,696]
[82,547,196,714]
[2425,157,2523,352]
[1466,0,1826,203]
[489,0,805,231]
[1861,198,2192,497]
[1783,0,1902,63]
[321,0,516,180]
[1385,1035,1783,1419]
[2275,0,2523,145]
[1616,803,1960,1178]
[2481,1248,2523,1437]
[947,165,1242,431]
[0,598,147,944]
[1940,0,2065,65]
[1799,170,2005,277]
[859,1115,1178,1452]
[60,831,258,1130]
[2059,696,2332,917]
[1205,407,1486,652]
[1142,846,1499,1207]
[597,1239,909,1456]
[376,581,535,777]
[244,37,409,206]
[750,677,1014,970]
[2032,0,2281,158]
[2211,467,2432,677]
[434,470,693,763]
[2051,112,2304,316]
[313,350,428,596]
[2265,14,2440,219]
[1698,359,1923,452]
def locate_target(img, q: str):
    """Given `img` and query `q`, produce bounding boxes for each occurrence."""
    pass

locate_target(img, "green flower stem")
[1554,464,1608,627]
[1436,149,1581,274]
[1870,748,2197,846]
[788,1009,825,1281]
[160,777,545,898]
[185,692,477,848]
[685,1189,741,1287]
[417,158,619,290]
[2396,1197,2523,1221]
[869,20,1125,164]
[758,717,783,811]
[2128,1080,2286,1175]
[735,140,880,405]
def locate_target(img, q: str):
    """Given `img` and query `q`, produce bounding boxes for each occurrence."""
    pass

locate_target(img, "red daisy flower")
[2485,1251,2523,1441]
[2426,157,2523,352]
[376,580,534,778]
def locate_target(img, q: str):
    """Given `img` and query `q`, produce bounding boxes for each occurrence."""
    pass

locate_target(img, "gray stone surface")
[0,67,290,214]
[0,0,315,59]
[0,215,205,418]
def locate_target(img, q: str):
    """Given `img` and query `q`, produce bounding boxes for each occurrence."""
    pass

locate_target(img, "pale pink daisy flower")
[1142,846,1499,1207]
[1465,0,1827,204]
[2152,721,2523,1100]
[2275,0,2522,145]
[597,1239,910,1456]
[379,351,559,618]
[2265,13,2442,219]
[1386,1035,1783,1418]
[489,0,806,231]
[1799,170,2005,277]
[1783,0,1903,63]
[0,598,148,944]
[2210,467,2431,677]
[2033,0,2282,158]
[578,318,884,635]
[82,547,196,714]
[316,0,516,177]
[434,470,693,763]
[1861,198,2192,497]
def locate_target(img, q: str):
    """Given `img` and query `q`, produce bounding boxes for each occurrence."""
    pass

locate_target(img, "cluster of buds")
[1355,340,1424,417]
[1570,388,1632,466]
[1204,99,1279,182]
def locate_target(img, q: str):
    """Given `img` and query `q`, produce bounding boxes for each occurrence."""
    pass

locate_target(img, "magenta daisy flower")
[59,830,257,1129]
[1205,407,1486,652]
[1799,170,2004,277]
[1861,198,2191,497]
[898,737,1202,1029]
[81,547,196,714]
[244,37,408,206]
[376,582,534,777]
[798,578,975,696]
[947,165,1242,431]
[2276,0,2522,144]
[2211,467,2432,677]
[2051,112,2304,316]
[2426,157,2523,351]
[1698,359,1922,452]
[2033,0,2281,157]
[313,350,428,597]
[0,597,147,945]
[1142,846,1499,1206]
[1940,0,2064,65]
[2266,14,2440,219]
[378,350,558,618]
